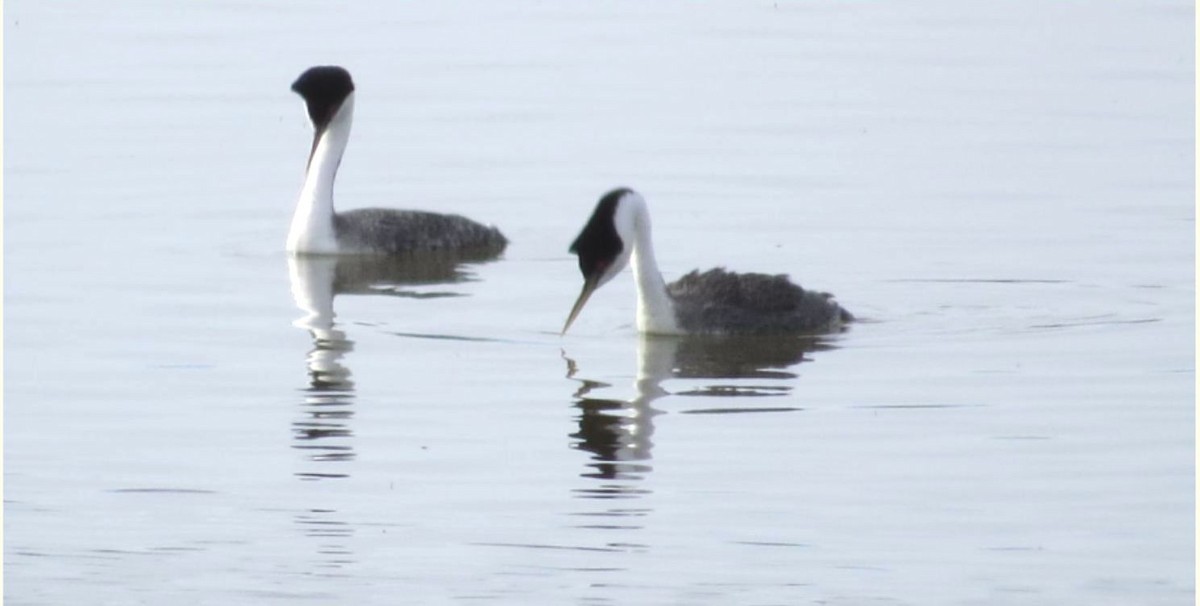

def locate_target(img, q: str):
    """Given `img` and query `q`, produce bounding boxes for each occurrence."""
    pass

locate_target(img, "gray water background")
[5,2,1195,604]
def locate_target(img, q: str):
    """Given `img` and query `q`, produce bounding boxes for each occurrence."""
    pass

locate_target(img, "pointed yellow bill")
[562,275,602,335]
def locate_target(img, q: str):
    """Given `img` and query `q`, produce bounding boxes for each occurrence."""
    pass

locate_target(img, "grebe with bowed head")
[288,66,507,256]
[562,188,853,336]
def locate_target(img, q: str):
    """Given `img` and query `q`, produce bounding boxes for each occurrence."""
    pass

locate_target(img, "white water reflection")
[564,337,670,485]
[567,334,836,487]
[288,253,499,481]
[286,252,503,573]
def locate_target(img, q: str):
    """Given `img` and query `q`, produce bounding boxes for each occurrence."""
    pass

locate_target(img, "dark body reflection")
[565,334,834,493]
[288,251,496,481]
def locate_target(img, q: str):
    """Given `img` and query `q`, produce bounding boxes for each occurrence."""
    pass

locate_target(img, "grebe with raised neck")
[288,66,507,256]
[562,188,852,336]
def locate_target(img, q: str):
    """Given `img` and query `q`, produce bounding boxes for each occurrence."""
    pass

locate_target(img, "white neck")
[287,94,355,255]
[622,197,683,335]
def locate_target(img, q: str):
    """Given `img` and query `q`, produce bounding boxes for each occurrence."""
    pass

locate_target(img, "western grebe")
[288,65,507,255]
[562,188,852,336]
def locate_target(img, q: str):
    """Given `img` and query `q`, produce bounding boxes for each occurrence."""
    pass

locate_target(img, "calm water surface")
[5,2,1194,604]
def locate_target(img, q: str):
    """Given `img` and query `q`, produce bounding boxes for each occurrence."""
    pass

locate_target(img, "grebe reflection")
[565,333,834,489]
[288,252,495,480]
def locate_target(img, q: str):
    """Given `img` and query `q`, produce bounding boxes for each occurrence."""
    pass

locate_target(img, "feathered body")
[563,188,852,336]
[288,65,506,256]
[334,208,506,255]
[668,267,852,335]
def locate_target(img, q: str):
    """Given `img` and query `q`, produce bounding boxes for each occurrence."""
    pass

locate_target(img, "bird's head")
[292,65,355,130]
[562,187,642,334]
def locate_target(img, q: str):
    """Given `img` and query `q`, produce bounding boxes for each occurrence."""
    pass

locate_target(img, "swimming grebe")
[288,65,507,256]
[562,188,852,336]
